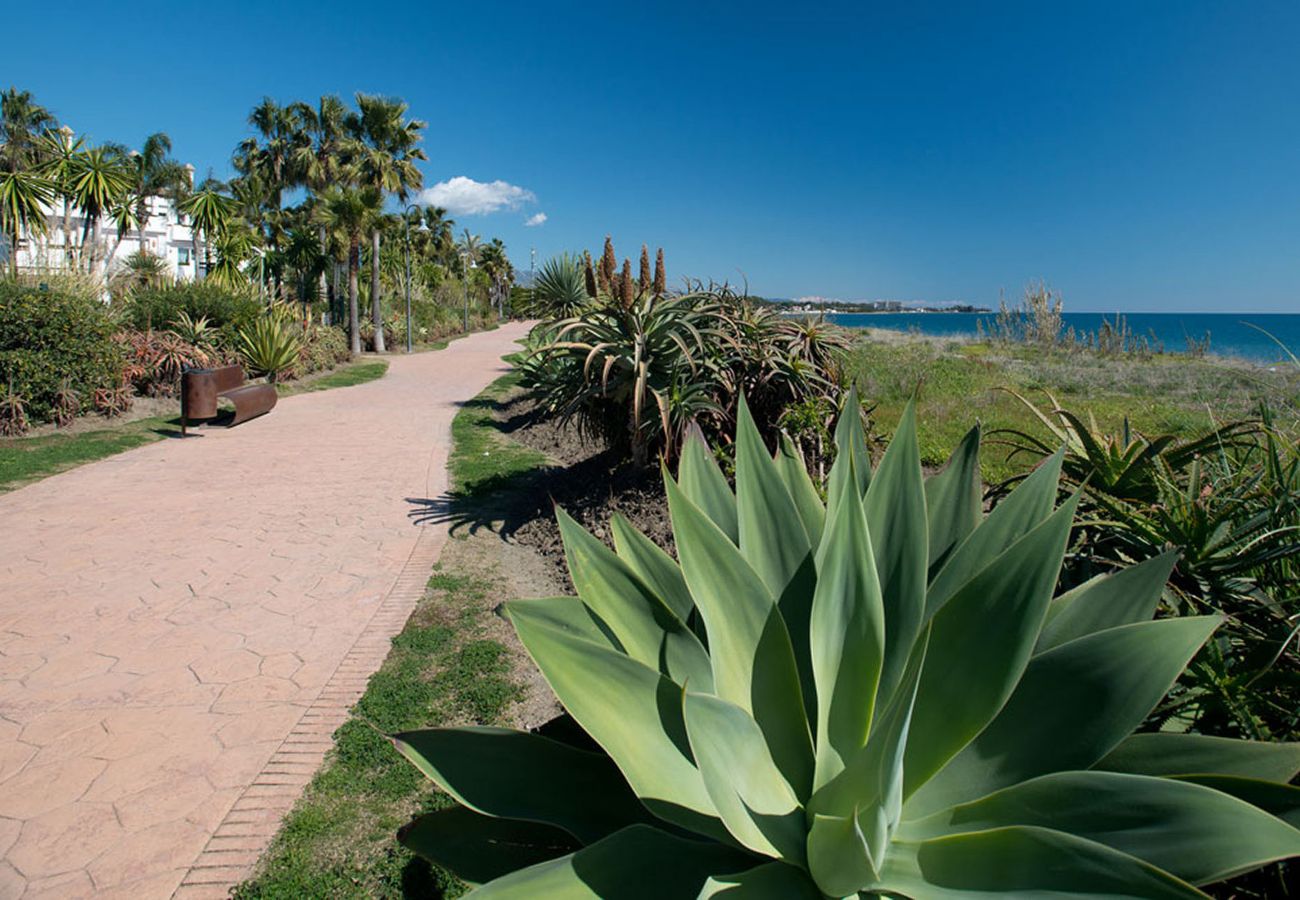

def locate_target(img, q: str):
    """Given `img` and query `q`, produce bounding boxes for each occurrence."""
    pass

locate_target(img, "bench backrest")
[211,365,245,393]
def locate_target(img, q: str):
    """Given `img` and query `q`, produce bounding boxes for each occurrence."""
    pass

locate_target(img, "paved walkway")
[0,322,530,899]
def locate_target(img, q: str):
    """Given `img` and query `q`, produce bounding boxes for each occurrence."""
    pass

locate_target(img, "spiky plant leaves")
[1038,550,1179,651]
[556,507,711,689]
[391,726,649,844]
[398,806,579,884]
[677,426,737,541]
[902,771,1300,886]
[923,423,982,570]
[396,402,1300,897]
[609,512,693,623]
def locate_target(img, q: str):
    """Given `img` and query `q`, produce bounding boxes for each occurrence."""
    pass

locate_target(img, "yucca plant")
[393,392,1300,897]
[0,378,29,436]
[235,308,301,383]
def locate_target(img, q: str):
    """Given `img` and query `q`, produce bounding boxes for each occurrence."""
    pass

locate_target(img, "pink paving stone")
[0,323,528,899]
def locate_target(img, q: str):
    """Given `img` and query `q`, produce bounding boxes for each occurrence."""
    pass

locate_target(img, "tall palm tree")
[477,238,514,317]
[126,132,186,258]
[350,94,426,353]
[67,145,133,276]
[421,205,455,263]
[313,185,382,354]
[290,95,350,305]
[35,127,84,267]
[234,98,308,296]
[0,169,55,275]
[0,87,57,173]
[178,184,236,277]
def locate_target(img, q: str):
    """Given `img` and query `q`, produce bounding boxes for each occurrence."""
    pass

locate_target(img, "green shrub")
[236,309,303,383]
[298,324,351,374]
[118,282,262,333]
[0,282,124,423]
[393,394,1300,896]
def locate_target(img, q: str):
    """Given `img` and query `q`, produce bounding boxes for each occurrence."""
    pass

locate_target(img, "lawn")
[844,336,1300,483]
[234,369,547,899]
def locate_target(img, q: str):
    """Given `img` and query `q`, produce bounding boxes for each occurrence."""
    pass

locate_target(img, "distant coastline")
[753,298,991,315]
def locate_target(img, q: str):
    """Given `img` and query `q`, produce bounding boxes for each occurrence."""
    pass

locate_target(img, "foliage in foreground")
[393,395,1300,896]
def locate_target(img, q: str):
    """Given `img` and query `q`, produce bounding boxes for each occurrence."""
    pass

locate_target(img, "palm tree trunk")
[61,199,73,270]
[348,239,362,355]
[317,224,329,308]
[370,228,385,353]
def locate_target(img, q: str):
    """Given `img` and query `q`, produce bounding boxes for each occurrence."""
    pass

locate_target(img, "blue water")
[824,312,1300,364]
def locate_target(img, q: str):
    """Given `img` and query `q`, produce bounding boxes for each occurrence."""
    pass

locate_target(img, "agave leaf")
[829,385,871,502]
[908,616,1220,816]
[469,824,752,898]
[1094,732,1300,783]
[926,448,1064,618]
[507,599,723,837]
[683,691,806,861]
[810,631,928,832]
[735,395,814,593]
[698,861,823,897]
[610,513,694,623]
[774,434,826,547]
[502,595,618,648]
[806,810,878,896]
[398,806,579,886]
[678,427,737,543]
[903,771,1300,884]
[863,401,929,709]
[664,471,814,797]
[810,464,884,791]
[557,508,711,689]
[1170,775,1300,829]
[877,826,1206,898]
[904,493,1080,798]
[924,424,982,571]
[1037,551,1178,652]
[391,726,650,844]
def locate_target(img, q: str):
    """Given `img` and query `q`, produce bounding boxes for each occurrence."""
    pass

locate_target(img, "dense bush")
[298,324,351,375]
[521,281,849,466]
[0,282,124,425]
[116,282,262,334]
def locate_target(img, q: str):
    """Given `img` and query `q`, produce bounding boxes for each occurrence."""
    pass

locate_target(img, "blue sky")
[8,1,1299,311]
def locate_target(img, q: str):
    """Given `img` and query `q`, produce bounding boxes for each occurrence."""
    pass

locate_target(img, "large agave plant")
[394,393,1300,897]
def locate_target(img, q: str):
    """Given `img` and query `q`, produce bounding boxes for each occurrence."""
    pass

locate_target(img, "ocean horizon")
[824,311,1300,365]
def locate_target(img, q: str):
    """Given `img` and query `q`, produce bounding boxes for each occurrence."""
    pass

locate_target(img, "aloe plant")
[393,392,1300,897]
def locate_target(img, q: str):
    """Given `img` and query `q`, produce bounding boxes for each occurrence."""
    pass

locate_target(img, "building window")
[177,247,192,265]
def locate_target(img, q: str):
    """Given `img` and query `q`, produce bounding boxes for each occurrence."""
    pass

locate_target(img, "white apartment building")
[7,174,201,281]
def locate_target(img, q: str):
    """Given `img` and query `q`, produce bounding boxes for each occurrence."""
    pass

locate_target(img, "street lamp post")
[402,204,420,353]
[462,254,476,332]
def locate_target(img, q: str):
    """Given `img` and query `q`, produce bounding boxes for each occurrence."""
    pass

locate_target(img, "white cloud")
[419,176,536,216]
[524,212,548,227]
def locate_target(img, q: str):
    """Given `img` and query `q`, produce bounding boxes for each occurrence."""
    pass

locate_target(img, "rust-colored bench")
[180,365,277,435]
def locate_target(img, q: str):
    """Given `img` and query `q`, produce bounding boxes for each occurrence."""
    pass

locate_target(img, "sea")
[823,312,1300,365]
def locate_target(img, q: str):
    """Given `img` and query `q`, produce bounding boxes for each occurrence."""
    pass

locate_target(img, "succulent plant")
[394,392,1300,897]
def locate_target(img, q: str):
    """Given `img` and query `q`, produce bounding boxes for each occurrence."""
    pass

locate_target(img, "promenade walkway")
[0,322,530,899]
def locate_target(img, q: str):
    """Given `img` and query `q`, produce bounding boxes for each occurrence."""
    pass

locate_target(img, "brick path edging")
[173,525,445,898]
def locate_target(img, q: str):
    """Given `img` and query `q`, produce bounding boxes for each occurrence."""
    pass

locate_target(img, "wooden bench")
[180,365,277,436]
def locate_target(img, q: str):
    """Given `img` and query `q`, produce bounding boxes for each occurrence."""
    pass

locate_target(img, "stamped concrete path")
[0,321,530,899]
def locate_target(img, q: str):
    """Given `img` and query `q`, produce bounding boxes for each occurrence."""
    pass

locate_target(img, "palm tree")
[350,94,426,352]
[0,88,57,173]
[477,238,514,317]
[126,132,186,259]
[313,185,382,354]
[421,205,455,263]
[234,98,308,296]
[290,95,350,306]
[67,145,133,276]
[0,169,55,275]
[34,127,84,267]
[178,184,236,277]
